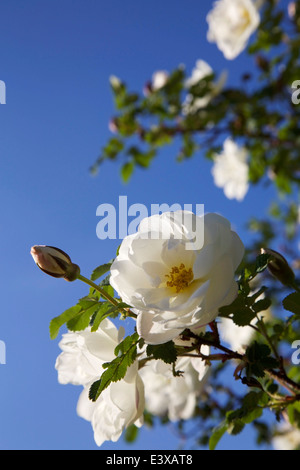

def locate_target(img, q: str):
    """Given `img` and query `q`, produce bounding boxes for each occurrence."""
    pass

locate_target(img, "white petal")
[137,311,182,344]
[76,386,95,422]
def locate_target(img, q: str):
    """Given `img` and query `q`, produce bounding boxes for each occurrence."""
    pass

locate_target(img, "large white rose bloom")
[207,0,260,60]
[211,138,249,201]
[55,319,144,447]
[139,348,210,421]
[110,211,244,344]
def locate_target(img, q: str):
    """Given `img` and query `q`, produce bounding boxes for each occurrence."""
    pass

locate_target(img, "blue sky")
[0,0,281,450]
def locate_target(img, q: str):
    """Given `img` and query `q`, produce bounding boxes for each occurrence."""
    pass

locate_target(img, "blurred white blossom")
[272,422,300,450]
[139,348,210,421]
[144,70,169,96]
[152,70,169,90]
[207,0,260,60]
[211,138,249,201]
[183,60,227,114]
[218,317,255,353]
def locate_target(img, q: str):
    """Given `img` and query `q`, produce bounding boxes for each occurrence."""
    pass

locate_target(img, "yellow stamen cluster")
[165,263,194,293]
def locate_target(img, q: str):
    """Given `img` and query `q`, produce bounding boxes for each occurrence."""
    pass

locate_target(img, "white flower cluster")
[55,211,244,447]
[55,317,210,447]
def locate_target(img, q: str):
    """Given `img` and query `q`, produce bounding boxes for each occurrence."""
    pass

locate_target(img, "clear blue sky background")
[0,0,281,450]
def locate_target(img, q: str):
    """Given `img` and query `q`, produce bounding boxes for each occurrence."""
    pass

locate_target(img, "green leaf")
[103,137,124,160]
[114,331,140,361]
[49,305,82,340]
[247,287,267,305]
[49,294,115,339]
[227,392,265,430]
[90,302,130,331]
[218,296,246,317]
[91,262,113,282]
[243,391,267,409]
[242,407,263,424]
[219,292,258,326]
[287,402,300,428]
[100,284,115,299]
[66,304,100,332]
[245,342,279,378]
[252,298,272,314]
[91,302,112,331]
[146,341,177,365]
[209,421,228,450]
[121,161,134,183]
[124,425,139,443]
[227,419,245,436]
[209,392,267,450]
[232,307,257,327]
[255,253,271,273]
[89,332,140,401]
[283,292,300,316]
[88,380,101,401]
[275,172,292,195]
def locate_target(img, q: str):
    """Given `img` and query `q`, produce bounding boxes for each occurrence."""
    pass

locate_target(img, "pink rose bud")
[108,118,119,134]
[261,248,296,287]
[30,245,80,282]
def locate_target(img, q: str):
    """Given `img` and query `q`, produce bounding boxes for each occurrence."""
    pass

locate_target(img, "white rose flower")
[139,347,210,421]
[183,60,227,114]
[110,211,244,344]
[77,363,145,447]
[55,319,144,447]
[207,0,260,60]
[211,138,249,201]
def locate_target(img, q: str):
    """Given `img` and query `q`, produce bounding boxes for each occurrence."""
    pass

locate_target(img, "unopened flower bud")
[108,118,119,134]
[31,245,80,282]
[109,75,123,93]
[261,248,296,287]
